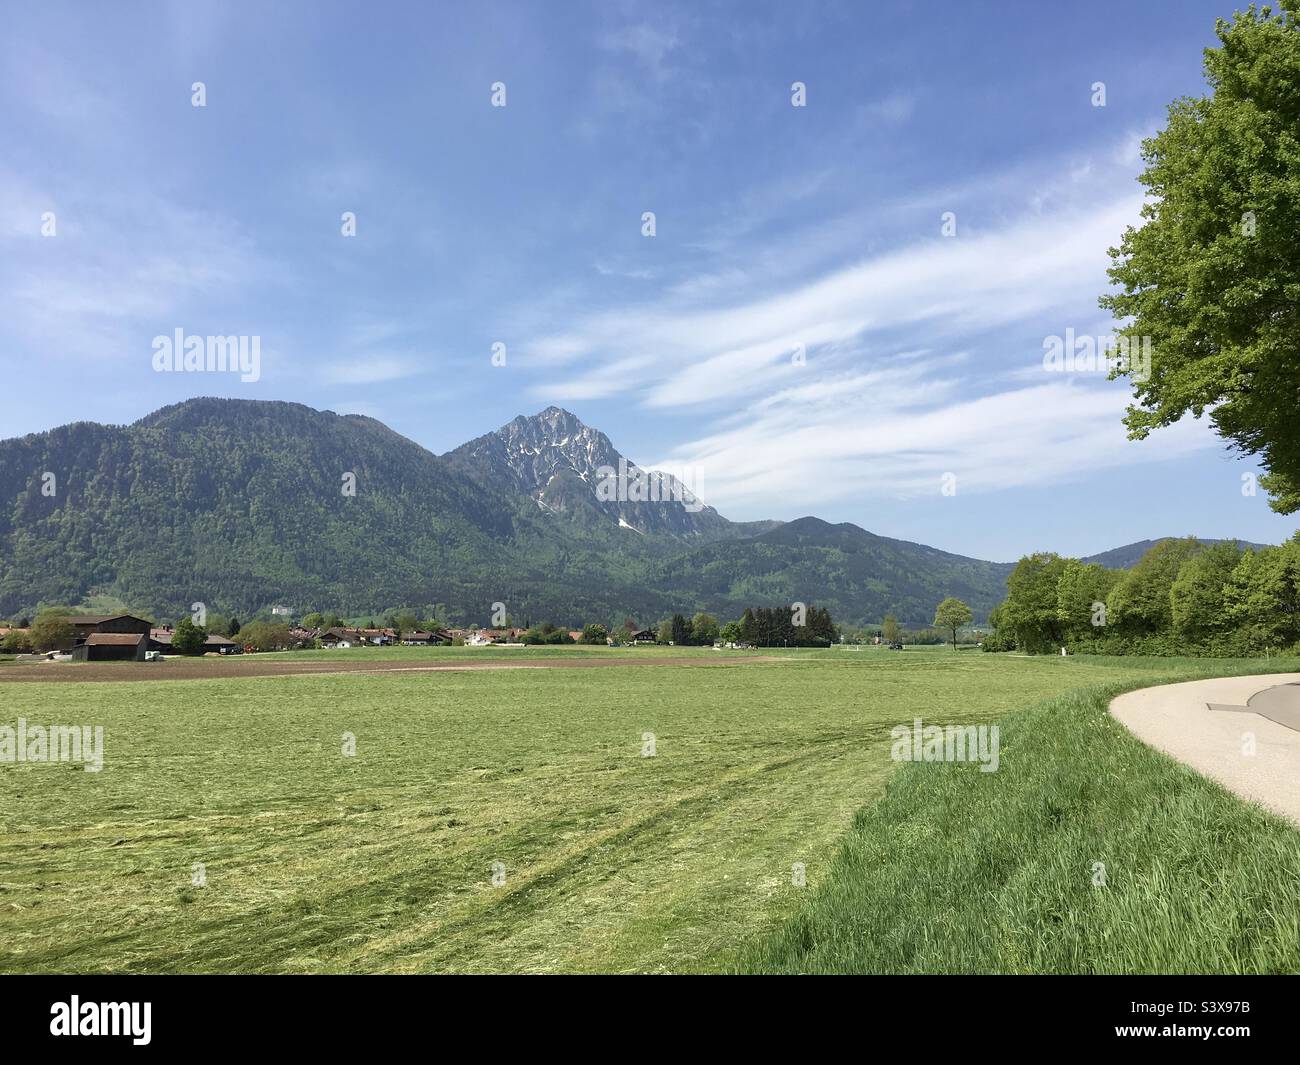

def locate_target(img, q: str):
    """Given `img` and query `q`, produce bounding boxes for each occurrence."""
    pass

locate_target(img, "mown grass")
[736,657,1300,974]
[267,643,745,661]
[4,649,1297,973]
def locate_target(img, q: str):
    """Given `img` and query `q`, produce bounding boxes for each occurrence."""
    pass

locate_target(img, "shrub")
[1,629,33,653]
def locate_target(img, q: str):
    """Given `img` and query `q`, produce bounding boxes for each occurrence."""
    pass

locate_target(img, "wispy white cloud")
[0,185,276,365]
[857,92,917,126]
[646,375,1216,514]
[598,23,680,77]
[513,131,1214,515]
[530,193,1142,404]
[320,356,423,386]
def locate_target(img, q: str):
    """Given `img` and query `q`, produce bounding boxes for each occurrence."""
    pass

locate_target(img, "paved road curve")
[1110,673,1300,828]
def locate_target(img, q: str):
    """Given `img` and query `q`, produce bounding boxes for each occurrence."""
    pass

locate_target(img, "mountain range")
[1079,538,1270,570]
[0,398,1264,627]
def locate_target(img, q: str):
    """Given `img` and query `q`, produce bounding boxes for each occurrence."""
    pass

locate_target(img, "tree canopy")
[933,598,973,648]
[170,616,207,655]
[28,610,74,653]
[988,535,1300,656]
[1101,2,1300,512]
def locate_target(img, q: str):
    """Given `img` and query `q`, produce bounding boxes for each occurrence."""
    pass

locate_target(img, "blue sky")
[2,0,1295,561]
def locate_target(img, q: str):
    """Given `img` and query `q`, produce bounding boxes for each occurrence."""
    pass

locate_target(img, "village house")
[400,630,451,646]
[317,626,450,648]
[9,611,624,657]
[148,627,242,655]
[317,627,394,647]
[318,627,360,648]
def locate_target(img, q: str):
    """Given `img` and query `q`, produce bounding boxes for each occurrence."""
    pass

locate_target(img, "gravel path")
[1110,673,1300,828]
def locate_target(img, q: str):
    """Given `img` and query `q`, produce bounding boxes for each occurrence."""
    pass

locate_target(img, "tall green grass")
[736,661,1300,973]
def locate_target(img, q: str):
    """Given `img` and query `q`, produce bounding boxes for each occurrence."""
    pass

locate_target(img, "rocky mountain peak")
[446,407,725,538]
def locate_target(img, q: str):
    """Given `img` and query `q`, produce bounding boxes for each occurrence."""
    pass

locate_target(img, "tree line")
[986,535,1300,656]
[1,604,842,653]
[726,605,838,648]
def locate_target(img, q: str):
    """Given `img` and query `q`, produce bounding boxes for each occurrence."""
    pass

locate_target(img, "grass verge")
[734,660,1300,974]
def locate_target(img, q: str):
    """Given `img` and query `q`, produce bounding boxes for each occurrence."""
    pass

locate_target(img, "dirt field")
[0,653,780,683]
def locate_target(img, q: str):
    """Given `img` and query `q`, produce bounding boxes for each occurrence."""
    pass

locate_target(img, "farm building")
[39,614,155,654]
[400,631,451,645]
[71,633,147,662]
[148,628,242,654]
[58,615,152,648]
[462,628,522,646]
[319,627,398,647]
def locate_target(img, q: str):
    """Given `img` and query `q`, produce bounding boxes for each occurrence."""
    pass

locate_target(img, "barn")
[60,615,152,638]
[56,615,152,651]
[71,633,148,662]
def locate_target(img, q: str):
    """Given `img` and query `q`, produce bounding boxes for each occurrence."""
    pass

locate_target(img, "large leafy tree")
[1224,536,1300,645]
[28,610,74,652]
[1,629,33,652]
[933,597,973,649]
[236,621,293,652]
[690,612,720,646]
[170,616,207,655]
[881,614,902,644]
[1170,540,1246,639]
[1101,2,1300,512]
[1106,538,1204,636]
[1055,559,1121,641]
[1001,553,1069,653]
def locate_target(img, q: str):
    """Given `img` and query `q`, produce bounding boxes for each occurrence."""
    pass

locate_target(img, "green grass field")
[738,660,1300,974]
[3,647,1299,973]
[269,643,710,661]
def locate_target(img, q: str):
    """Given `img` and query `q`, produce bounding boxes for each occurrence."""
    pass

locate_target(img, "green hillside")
[0,398,1015,625]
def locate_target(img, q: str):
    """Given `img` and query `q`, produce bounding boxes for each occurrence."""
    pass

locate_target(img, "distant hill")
[0,397,1253,627]
[1082,537,1272,570]
[651,517,1015,625]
